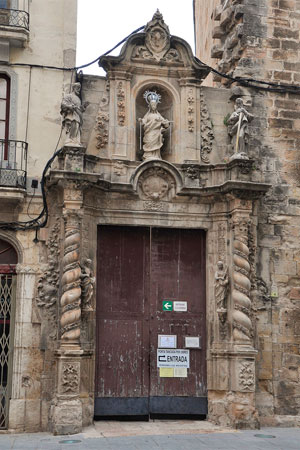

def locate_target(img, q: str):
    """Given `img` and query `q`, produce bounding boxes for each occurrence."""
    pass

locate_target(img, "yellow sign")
[159,367,174,377]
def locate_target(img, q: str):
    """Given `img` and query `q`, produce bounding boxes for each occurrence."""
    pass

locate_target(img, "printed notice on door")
[157,349,190,368]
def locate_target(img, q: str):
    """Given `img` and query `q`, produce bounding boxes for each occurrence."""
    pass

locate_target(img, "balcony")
[0,140,27,190]
[0,2,29,47]
[0,8,29,30]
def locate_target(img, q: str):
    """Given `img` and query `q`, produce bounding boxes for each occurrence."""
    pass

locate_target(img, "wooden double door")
[95,225,207,417]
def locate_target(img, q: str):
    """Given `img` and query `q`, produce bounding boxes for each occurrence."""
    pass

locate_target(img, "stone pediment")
[99,10,210,80]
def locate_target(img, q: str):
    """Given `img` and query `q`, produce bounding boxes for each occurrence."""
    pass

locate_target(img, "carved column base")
[51,348,83,435]
[207,348,259,429]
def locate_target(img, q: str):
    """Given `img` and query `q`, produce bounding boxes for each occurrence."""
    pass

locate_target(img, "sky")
[76,0,195,76]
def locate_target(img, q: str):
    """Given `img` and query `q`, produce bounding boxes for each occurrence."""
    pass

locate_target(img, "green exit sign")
[162,301,173,311]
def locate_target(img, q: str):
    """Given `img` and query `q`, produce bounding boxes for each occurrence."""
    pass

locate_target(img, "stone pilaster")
[51,175,84,435]
[208,199,259,429]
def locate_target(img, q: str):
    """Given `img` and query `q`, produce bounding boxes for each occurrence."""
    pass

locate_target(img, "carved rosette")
[232,217,253,342]
[200,89,214,164]
[187,89,195,132]
[60,211,82,343]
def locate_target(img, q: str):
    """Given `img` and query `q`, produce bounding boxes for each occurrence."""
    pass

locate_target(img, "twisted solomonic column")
[232,217,253,342]
[60,211,82,343]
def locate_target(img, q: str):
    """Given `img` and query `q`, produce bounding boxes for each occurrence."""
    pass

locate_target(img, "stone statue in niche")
[139,90,170,161]
[60,82,88,146]
[80,258,95,311]
[215,260,229,312]
[227,98,253,159]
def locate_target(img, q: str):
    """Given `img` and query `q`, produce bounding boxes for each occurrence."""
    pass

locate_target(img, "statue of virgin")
[139,90,170,160]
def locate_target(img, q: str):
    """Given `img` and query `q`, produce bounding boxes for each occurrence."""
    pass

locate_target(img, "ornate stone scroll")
[60,211,82,343]
[218,223,226,262]
[36,217,61,340]
[36,218,60,309]
[95,112,109,149]
[117,82,125,126]
[200,89,214,164]
[232,217,253,342]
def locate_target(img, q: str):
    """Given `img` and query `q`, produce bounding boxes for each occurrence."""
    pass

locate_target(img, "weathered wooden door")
[95,225,206,417]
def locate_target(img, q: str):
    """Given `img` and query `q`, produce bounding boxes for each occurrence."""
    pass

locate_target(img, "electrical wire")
[0,146,63,231]
[2,23,300,232]
[6,24,300,95]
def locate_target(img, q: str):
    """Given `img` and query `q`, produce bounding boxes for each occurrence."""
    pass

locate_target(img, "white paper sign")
[157,349,190,368]
[185,336,201,348]
[173,301,187,312]
[158,335,177,349]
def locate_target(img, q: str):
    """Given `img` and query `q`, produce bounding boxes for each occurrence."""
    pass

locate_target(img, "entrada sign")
[157,349,190,368]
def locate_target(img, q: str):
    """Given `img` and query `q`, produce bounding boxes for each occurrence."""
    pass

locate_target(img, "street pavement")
[0,420,299,449]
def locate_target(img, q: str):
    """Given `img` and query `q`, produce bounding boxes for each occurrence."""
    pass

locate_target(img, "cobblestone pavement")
[0,421,299,449]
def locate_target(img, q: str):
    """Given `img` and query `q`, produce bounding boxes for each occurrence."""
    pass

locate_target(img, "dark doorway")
[95,226,206,418]
[0,238,17,429]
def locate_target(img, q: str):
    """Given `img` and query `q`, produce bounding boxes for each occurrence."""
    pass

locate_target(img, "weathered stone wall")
[195,0,300,426]
[0,0,78,433]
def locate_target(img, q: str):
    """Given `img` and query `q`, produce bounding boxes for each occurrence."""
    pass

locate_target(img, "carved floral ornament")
[132,10,182,63]
[61,363,79,394]
[239,361,255,391]
[137,167,175,201]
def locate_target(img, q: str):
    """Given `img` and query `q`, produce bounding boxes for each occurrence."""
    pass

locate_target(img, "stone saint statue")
[60,82,88,146]
[139,90,170,160]
[215,261,229,310]
[227,98,254,159]
[80,258,95,311]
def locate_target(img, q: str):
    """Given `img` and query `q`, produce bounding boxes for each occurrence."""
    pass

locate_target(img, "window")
[0,75,10,159]
[0,1,8,9]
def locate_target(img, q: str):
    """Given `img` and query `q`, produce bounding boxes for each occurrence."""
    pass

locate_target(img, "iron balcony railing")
[0,140,27,189]
[0,8,29,30]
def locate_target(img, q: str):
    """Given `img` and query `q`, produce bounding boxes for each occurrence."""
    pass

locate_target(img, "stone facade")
[2,2,300,435]
[0,0,77,433]
[195,0,300,428]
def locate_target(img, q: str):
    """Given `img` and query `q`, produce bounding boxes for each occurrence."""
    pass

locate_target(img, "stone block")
[8,399,25,430]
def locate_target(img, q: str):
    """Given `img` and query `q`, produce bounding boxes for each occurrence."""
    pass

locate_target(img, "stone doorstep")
[82,420,239,438]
